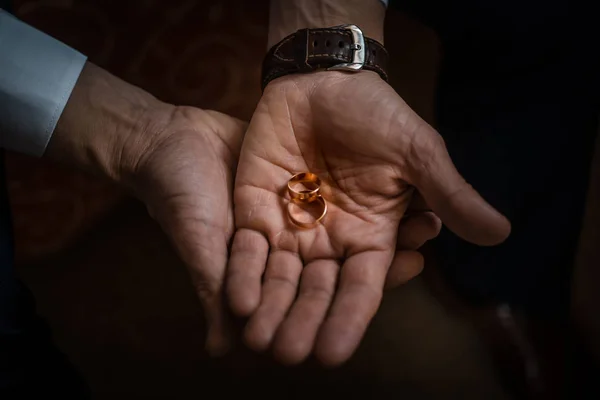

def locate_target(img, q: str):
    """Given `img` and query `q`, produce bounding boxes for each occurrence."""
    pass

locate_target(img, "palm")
[132,107,245,355]
[239,75,413,264]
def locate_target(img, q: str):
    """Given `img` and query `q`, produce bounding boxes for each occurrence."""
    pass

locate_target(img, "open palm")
[227,71,510,366]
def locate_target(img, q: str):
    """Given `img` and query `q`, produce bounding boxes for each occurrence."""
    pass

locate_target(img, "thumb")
[406,129,511,246]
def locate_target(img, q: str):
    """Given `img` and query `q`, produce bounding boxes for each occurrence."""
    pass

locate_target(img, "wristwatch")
[261,24,388,90]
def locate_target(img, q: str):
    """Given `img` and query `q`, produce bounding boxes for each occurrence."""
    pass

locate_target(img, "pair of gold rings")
[287,172,328,228]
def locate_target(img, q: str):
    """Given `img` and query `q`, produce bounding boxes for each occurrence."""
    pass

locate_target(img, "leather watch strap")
[262,25,388,90]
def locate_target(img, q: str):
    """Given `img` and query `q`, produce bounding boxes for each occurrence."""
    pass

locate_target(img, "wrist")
[268,0,385,48]
[46,62,174,185]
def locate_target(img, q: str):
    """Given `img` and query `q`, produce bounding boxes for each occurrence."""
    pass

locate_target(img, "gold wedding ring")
[288,195,328,229]
[287,172,321,202]
[287,172,327,229]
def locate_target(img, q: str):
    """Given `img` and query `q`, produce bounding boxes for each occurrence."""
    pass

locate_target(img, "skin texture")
[228,71,510,366]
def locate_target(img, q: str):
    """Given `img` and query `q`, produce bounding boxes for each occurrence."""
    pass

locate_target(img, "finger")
[201,289,233,357]
[397,211,442,250]
[384,212,440,290]
[184,235,233,357]
[157,213,234,357]
[273,259,339,365]
[408,131,511,245]
[315,251,389,366]
[244,250,303,352]
[226,229,269,317]
[384,250,424,290]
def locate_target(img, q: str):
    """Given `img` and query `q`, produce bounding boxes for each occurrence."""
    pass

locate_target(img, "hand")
[226,71,510,366]
[47,63,245,356]
[130,107,245,356]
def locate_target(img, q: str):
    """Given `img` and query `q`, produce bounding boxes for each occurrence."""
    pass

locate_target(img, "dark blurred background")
[5,0,600,398]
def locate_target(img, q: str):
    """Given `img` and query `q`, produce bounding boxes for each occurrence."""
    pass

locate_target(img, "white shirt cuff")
[0,10,86,157]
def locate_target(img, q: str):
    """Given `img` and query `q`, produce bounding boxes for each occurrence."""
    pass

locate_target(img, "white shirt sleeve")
[0,10,86,157]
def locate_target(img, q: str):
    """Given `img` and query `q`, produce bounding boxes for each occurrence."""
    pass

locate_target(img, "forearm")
[0,11,173,185]
[46,62,173,183]
[268,0,385,48]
